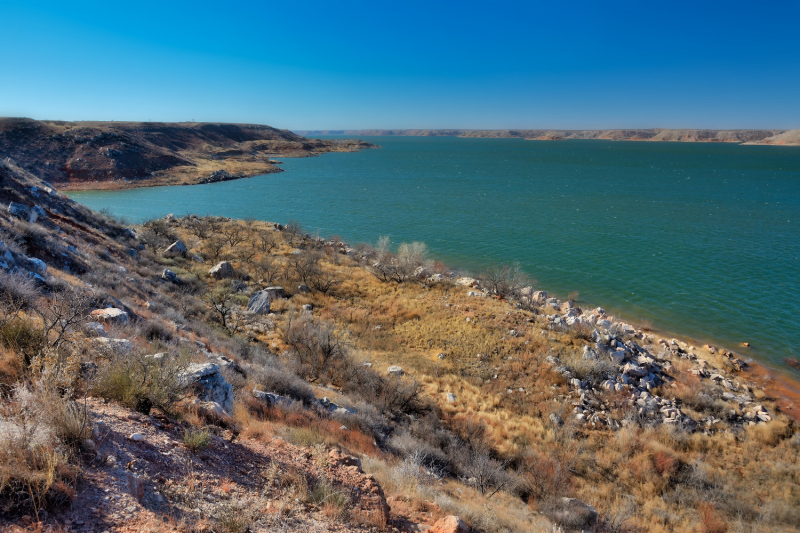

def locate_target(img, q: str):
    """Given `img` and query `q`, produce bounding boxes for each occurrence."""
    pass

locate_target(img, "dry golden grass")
[156,217,800,533]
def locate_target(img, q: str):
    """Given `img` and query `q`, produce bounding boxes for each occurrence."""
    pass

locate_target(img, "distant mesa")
[296,128,800,145]
[0,118,376,190]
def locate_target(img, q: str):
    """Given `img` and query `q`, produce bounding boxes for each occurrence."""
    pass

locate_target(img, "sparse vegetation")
[0,163,797,533]
[183,428,211,451]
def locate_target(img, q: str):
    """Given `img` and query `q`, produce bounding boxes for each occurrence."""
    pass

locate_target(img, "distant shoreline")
[297,128,800,146]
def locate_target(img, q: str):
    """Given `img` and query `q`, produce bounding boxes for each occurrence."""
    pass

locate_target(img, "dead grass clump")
[308,477,351,521]
[745,419,794,447]
[0,318,46,370]
[215,501,255,533]
[0,386,79,517]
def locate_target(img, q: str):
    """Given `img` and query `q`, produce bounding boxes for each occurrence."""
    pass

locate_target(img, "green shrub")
[93,351,189,414]
[183,428,211,452]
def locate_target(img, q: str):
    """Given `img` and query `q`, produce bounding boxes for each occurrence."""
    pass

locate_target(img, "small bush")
[183,428,211,452]
[93,351,189,414]
[249,358,314,404]
[139,320,174,342]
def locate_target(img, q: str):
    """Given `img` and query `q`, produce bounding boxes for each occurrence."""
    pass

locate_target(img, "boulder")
[623,363,647,378]
[446,392,457,403]
[252,389,292,407]
[297,284,311,293]
[180,363,234,414]
[261,286,287,300]
[387,365,403,376]
[8,202,33,222]
[209,261,234,279]
[544,498,598,529]
[163,240,188,257]
[91,338,133,353]
[610,349,626,364]
[195,401,228,419]
[127,473,145,503]
[532,290,548,303]
[302,304,313,311]
[84,322,107,337]
[31,206,47,221]
[427,516,469,533]
[90,308,129,324]
[247,290,272,314]
[455,277,480,288]
[161,269,180,283]
[26,257,47,276]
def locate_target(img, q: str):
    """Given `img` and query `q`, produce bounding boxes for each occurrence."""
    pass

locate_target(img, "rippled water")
[70,137,800,374]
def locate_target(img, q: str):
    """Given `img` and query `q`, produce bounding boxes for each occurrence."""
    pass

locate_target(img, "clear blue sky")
[1,0,798,130]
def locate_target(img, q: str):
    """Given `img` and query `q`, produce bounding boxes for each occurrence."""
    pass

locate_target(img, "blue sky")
[1,0,798,129]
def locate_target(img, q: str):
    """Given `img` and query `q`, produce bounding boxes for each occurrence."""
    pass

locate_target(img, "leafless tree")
[308,268,340,295]
[252,256,282,285]
[286,249,322,284]
[460,452,514,498]
[36,284,92,349]
[219,222,247,248]
[478,262,532,299]
[256,230,278,253]
[278,312,347,382]
[185,216,213,239]
[201,235,228,262]
[204,287,234,330]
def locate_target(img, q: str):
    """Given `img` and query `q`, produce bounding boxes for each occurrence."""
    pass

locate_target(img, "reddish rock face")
[428,515,469,533]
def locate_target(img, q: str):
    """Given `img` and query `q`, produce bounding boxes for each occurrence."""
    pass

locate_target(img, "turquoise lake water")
[70,137,800,375]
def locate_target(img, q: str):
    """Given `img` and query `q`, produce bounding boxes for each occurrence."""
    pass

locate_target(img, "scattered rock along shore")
[297,128,800,145]
[0,118,377,191]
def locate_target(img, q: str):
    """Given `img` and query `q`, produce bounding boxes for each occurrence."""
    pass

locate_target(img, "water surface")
[70,137,800,374]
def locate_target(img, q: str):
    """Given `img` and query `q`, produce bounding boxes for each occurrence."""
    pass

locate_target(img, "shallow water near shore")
[70,137,800,376]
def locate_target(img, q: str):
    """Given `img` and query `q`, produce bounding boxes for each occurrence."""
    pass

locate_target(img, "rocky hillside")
[1,158,799,533]
[298,128,796,144]
[0,118,375,190]
[745,129,800,146]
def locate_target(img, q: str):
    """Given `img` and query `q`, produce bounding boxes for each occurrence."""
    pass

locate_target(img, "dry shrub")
[652,450,679,477]
[0,318,46,370]
[698,502,728,533]
[745,420,793,447]
[0,386,80,516]
[518,449,571,502]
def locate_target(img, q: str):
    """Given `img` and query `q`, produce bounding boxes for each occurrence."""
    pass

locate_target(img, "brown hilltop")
[0,118,376,190]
